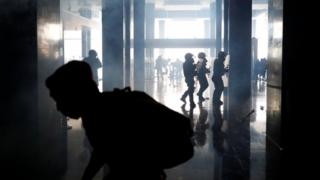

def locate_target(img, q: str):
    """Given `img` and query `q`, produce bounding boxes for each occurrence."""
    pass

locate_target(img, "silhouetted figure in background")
[45,61,194,180]
[168,59,176,86]
[180,53,197,108]
[83,49,102,84]
[163,58,170,75]
[155,55,164,80]
[259,58,267,80]
[212,51,229,106]
[196,52,210,102]
[253,58,260,81]
[171,58,183,81]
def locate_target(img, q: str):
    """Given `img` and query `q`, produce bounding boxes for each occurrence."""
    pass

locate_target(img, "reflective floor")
[64,74,266,180]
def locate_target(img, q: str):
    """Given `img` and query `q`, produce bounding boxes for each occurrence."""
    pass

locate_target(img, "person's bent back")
[46,61,172,180]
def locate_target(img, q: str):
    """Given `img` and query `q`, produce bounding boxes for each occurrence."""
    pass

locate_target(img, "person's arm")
[96,58,102,68]
[205,66,210,74]
[81,149,105,180]
[224,64,229,73]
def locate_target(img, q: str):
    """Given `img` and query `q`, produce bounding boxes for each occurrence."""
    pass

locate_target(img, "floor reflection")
[64,75,266,180]
[194,102,209,148]
[146,76,266,180]
[149,76,214,180]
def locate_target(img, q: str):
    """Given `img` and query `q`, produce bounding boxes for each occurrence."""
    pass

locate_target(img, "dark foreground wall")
[0,0,66,179]
[267,0,314,179]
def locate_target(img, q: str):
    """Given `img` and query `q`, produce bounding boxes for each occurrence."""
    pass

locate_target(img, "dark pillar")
[102,0,124,90]
[124,0,131,87]
[1,0,65,179]
[266,0,283,180]
[82,26,91,58]
[228,0,252,110]
[223,0,229,52]
[272,0,313,179]
[133,0,145,90]
[146,3,155,80]
[227,0,252,179]
[216,0,222,54]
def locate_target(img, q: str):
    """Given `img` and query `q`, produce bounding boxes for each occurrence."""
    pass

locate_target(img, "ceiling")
[62,0,267,12]
[62,0,267,20]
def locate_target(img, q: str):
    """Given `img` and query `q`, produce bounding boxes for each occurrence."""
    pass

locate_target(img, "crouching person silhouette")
[46,61,194,180]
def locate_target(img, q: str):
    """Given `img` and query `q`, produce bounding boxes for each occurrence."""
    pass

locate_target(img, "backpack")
[112,87,194,169]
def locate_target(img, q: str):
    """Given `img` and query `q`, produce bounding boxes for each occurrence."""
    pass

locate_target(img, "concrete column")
[216,0,222,54]
[133,0,145,90]
[228,0,252,112]
[82,26,91,58]
[227,0,252,179]
[210,2,216,57]
[204,19,210,56]
[223,0,229,52]
[102,0,124,90]
[146,3,155,80]
[124,0,131,86]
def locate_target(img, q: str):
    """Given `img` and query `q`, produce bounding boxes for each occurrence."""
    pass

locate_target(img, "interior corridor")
[64,74,266,180]
[3,0,302,180]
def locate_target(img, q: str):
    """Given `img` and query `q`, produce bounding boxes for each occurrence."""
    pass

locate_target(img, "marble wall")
[266,0,283,179]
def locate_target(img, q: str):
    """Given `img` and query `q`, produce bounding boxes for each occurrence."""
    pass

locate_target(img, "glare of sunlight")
[155,18,205,39]
[64,30,82,62]
[255,12,268,59]
[165,19,205,39]
[273,21,283,39]
[46,24,61,41]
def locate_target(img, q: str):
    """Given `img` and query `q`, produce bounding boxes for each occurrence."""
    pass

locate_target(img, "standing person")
[212,51,229,106]
[253,58,260,81]
[196,52,210,102]
[260,58,267,80]
[174,59,183,81]
[155,55,164,80]
[180,53,197,108]
[83,49,102,85]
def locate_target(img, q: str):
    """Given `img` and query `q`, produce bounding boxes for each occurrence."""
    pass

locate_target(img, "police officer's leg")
[187,81,196,107]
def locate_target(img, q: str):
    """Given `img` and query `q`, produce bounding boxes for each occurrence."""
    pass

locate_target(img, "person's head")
[88,49,98,57]
[185,53,194,63]
[198,52,206,59]
[218,51,227,60]
[46,61,99,119]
